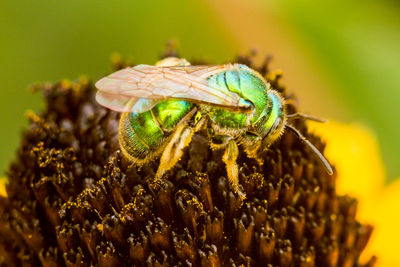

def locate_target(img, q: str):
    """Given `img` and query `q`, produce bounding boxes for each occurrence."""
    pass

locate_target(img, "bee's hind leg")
[150,117,206,189]
[223,139,246,202]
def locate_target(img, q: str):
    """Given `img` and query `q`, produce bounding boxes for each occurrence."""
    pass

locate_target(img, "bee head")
[244,91,286,150]
[262,92,286,142]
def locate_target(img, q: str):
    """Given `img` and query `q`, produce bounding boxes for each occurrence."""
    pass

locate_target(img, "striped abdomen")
[119,99,194,164]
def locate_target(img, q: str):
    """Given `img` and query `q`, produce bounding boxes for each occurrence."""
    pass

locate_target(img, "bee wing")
[95,64,249,112]
[96,91,159,113]
[95,90,132,112]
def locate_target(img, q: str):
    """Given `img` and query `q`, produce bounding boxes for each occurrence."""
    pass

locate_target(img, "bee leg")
[245,144,264,168]
[222,140,246,202]
[150,117,206,189]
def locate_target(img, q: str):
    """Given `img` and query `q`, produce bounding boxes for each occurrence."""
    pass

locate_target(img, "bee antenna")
[286,113,327,123]
[286,124,333,175]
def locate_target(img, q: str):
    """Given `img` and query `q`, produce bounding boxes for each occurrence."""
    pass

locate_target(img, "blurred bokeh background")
[1,0,399,181]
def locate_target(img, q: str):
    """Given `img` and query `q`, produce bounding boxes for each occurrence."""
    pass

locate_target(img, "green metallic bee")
[96,57,332,201]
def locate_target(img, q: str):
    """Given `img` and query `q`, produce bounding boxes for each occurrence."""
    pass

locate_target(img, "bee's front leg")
[150,117,206,190]
[223,139,246,202]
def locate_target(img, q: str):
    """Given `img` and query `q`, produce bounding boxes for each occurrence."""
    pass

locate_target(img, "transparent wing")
[96,91,159,113]
[95,64,250,112]
[96,91,132,112]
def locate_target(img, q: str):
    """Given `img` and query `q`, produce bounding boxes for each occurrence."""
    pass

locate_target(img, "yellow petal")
[360,179,400,266]
[309,121,400,266]
[0,177,7,197]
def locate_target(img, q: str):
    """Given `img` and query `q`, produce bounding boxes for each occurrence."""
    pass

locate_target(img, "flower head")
[0,54,375,266]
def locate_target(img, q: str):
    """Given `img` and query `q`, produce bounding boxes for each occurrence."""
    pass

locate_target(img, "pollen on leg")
[222,139,246,202]
[155,124,196,184]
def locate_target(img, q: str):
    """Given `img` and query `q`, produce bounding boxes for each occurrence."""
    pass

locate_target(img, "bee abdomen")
[118,99,194,164]
[119,110,164,164]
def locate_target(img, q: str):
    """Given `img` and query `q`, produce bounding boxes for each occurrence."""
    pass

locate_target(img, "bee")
[96,57,332,201]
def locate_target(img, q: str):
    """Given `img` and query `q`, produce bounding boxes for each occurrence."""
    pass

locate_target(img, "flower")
[309,121,400,267]
[0,54,374,266]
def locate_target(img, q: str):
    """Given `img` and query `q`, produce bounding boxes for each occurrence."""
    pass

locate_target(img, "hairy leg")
[150,117,206,189]
[222,139,246,202]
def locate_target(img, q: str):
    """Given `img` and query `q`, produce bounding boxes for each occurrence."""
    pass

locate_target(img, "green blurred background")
[1,0,399,181]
